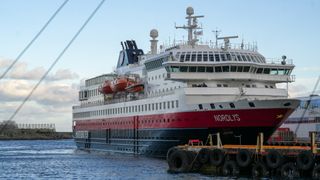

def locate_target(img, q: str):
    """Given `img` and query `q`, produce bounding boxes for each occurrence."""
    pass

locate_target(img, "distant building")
[17,123,56,132]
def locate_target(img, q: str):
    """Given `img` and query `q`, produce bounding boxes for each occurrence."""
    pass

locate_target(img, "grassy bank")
[0,129,73,140]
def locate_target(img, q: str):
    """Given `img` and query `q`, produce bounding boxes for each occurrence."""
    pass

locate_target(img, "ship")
[279,95,320,141]
[72,7,300,157]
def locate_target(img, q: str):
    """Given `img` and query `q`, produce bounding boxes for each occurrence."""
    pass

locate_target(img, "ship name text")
[214,114,240,122]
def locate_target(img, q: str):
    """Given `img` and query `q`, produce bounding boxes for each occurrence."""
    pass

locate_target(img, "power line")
[4,0,106,123]
[0,0,69,81]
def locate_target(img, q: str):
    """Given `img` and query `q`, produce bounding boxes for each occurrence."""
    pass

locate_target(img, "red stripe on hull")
[74,108,294,131]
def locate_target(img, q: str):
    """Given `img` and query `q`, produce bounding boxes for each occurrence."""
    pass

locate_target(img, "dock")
[167,132,320,179]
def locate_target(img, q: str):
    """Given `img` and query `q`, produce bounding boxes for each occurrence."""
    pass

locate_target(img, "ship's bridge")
[161,45,295,83]
[170,45,266,64]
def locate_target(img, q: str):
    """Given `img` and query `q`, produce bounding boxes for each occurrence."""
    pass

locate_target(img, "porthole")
[249,102,255,107]
[230,103,235,108]
[284,102,291,107]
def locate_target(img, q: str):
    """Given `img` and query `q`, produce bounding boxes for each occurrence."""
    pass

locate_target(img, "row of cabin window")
[74,100,179,118]
[175,51,265,63]
[148,73,166,81]
[148,86,181,95]
[145,57,165,71]
[77,116,181,128]
[168,66,291,75]
[83,89,100,98]
[198,102,255,110]
[85,76,110,86]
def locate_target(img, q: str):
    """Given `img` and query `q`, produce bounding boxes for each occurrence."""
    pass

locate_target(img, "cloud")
[0,80,78,105]
[295,67,320,72]
[0,58,79,81]
[48,69,79,81]
[278,77,320,97]
[0,58,80,131]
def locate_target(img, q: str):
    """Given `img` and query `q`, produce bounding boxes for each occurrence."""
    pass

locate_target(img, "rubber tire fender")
[222,160,240,177]
[168,150,192,173]
[312,164,320,179]
[166,147,178,161]
[252,161,269,178]
[280,162,300,178]
[266,149,284,169]
[236,149,253,167]
[197,148,210,164]
[209,148,225,167]
[187,151,202,172]
[296,150,315,171]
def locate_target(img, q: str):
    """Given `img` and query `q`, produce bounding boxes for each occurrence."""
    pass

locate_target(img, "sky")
[0,0,319,132]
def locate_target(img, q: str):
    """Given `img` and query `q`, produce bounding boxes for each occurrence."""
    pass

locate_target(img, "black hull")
[74,127,275,158]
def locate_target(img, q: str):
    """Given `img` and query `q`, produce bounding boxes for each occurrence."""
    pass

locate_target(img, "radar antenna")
[212,28,221,47]
[217,35,238,50]
[175,7,204,47]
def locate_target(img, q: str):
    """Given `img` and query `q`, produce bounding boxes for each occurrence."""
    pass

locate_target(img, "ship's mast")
[175,7,204,46]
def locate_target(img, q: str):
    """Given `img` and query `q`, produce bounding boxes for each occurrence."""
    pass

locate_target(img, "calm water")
[0,139,220,179]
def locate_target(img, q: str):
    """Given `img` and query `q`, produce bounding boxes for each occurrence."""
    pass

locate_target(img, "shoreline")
[0,131,73,140]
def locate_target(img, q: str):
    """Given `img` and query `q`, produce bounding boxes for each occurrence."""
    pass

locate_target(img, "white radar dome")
[186,7,194,15]
[150,29,158,39]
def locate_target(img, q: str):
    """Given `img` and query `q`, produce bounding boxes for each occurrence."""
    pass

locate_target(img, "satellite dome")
[150,29,158,39]
[186,7,194,15]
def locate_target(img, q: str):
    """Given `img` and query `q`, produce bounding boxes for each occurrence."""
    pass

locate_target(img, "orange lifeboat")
[125,83,144,93]
[111,77,128,92]
[99,76,144,95]
[99,80,113,94]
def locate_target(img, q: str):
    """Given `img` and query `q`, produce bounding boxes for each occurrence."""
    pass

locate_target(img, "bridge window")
[222,66,230,72]
[191,53,196,61]
[226,53,231,61]
[243,66,250,72]
[175,52,180,59]
[285,69,290,75]
[271,69,278,75]
[180,66,188,72]
[215,54,220,62]
[206,67,213,72]
[185,52,191,61]
[237,54,242,61]
[198,66,205,72]
[189,66,197,72]
[171,66,180,72]
[263,68,270,74]
[209,53,214,61]
[278,69,285,75]
[215,66,222,72]
[221,53,226,61]
[210,103,215,109]
[198,104,203,110]
[231,66,237,72]
[256,68,263,74]
[179,52,185,61]
[241,55,247,61]
[203,52,208,61]
[197,53,203,62]
[237,66,243,72]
